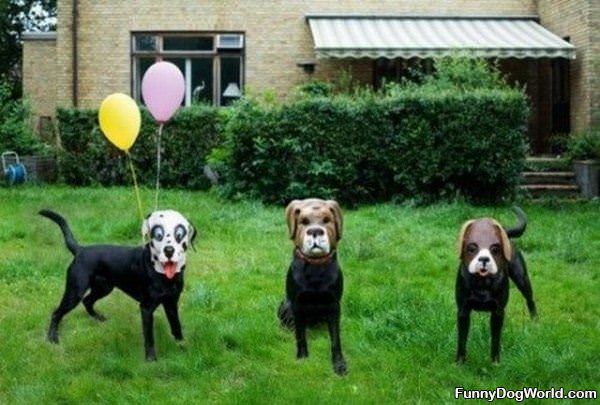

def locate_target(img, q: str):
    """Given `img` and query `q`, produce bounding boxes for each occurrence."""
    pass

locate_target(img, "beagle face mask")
[285,199,343,258]
[458,219,512,278]
[142,210,196,279]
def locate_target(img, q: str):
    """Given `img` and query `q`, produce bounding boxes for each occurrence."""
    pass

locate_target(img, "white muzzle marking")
[142,210,192,279]
[301,226,331,257]
[468,248,498,277]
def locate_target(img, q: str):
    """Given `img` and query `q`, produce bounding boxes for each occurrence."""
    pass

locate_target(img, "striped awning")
[306,15,575,59]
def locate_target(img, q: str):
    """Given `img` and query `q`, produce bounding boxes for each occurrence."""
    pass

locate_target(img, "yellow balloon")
[98,93,141,151]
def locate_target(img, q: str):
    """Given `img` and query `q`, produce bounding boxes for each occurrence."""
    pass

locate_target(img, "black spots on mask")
[182,242,188,251]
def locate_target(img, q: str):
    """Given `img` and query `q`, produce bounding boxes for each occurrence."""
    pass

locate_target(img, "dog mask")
[458,219,512,278]
[142,210,196,279]
[285,199,343,257]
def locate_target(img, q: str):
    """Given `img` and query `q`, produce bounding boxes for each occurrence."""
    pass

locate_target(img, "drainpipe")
[72,0,78,107]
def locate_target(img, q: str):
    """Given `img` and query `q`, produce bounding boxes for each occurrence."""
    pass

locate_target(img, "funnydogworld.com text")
[455,387,598,402]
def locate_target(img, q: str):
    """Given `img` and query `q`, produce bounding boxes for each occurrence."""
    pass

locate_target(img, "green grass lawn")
[0,186,598,403]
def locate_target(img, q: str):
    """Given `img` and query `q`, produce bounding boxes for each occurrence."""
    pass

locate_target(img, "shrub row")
[57,105,221,189]
[215,88,529,204]
[57,58,529,204]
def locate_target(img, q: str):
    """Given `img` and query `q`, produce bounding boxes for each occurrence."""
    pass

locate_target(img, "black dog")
[278,199,347,375]
[40,209,195,361]
[455,207,536,363]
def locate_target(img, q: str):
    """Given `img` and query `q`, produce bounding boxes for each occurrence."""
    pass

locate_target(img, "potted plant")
[568,131,600,198]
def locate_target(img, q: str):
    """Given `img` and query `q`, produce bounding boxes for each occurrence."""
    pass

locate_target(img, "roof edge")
[22,31,57,41]
[305,13,540,21]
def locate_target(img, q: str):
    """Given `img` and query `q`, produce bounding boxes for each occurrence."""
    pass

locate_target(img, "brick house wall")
[21,33,57,119]
[537,0,599,135]
[50,0,536,108]
[22,0,598,152]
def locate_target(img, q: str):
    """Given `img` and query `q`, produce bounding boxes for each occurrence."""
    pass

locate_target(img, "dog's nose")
[307,227,324,237]
[478,256,490,266]
[164,246,175,259]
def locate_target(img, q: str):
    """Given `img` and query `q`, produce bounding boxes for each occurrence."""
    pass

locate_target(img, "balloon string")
[127,152,145,243]
[155,123,164,210]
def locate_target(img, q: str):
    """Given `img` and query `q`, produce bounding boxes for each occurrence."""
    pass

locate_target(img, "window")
[132,33,244,106]
[373,58,433,88]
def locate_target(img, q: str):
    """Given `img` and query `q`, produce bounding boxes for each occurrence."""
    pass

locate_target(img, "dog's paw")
[296,348,309,359]
[491,355,501,364]
[455,354,466,364]
[175,339,187,350]
[47,330,59,344]
[333,359,347,376]
[145,348,157,362]
[93,313,107,322]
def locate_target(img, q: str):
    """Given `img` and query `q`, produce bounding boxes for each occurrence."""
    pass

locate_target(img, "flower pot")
[573,160,600,198]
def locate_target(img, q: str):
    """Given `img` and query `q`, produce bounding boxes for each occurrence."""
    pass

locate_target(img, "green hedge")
[0,81,48,155]
[57,105,221,189]
[216,88,528,205]
[57,58,529,205]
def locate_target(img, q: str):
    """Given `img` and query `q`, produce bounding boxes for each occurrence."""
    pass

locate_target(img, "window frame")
[130,31,245,107]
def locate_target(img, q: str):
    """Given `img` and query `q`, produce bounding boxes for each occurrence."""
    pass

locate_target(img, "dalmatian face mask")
[142,210,196,279]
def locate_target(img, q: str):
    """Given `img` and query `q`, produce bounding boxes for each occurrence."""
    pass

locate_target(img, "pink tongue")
[164,262,176,279]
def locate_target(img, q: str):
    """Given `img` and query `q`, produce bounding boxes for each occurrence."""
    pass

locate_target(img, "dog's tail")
[505,206,527,239]
[39,209,80,255]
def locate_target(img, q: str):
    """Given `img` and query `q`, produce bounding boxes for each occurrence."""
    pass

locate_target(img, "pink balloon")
[141,62,185,123]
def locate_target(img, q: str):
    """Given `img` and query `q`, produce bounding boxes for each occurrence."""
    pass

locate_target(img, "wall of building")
[537,0,598,135]
[54,0,536,109]
[22,37,57,121]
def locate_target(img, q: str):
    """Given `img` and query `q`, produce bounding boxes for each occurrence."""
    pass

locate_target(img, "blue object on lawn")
[2,151,27,185]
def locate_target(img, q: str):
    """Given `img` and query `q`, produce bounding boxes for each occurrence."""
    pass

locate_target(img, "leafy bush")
[295,80,333,98]
[566,131,600,161]
[216,58,529,205]
[0,81,47,154]
[59,58,529,205]
[217,90,528,205]
[57,105,222,188]
[422,57,507,91]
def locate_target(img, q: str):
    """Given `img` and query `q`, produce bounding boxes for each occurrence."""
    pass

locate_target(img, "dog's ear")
[141,213,151,242]
[285,200,302,240]
[457,220,475,258]
[325,200,343,241]
[188,222,198,252]
[492,220,512,261]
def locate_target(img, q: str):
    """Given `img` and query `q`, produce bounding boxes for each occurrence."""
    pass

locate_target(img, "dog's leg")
[163,299,183,341]
[48,265,88,343]
[140,303,159,361]
[490,310,504,363]
[277,299,295,329]
[83,277,113,322]
[294,314,308,359]
[509,252,537,318]
[327,312,347,376]
[456,308,471,364]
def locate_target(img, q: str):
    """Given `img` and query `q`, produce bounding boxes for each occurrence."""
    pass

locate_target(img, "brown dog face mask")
[458,218,512,277]
[285,199,343,257]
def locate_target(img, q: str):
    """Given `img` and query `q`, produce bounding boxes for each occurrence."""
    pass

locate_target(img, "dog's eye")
[323,217,331,224]
[300,218,310,226]
[466,243,478,254]
[151,225,164,241]
[174,225,187,243]
[490,244,501,255]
